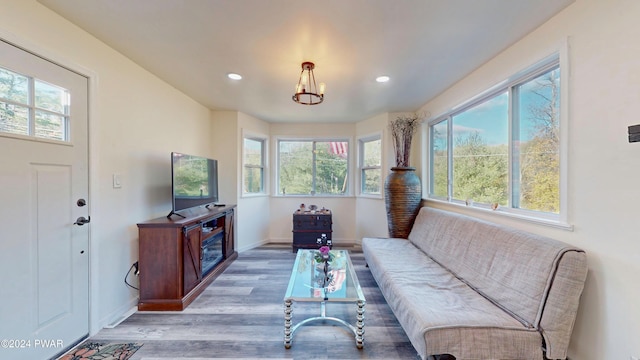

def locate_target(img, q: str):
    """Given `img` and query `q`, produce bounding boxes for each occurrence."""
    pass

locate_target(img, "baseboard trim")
[104,305,137,328]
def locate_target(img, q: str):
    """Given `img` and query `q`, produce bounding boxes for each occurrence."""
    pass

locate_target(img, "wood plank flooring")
[85,244,420,359]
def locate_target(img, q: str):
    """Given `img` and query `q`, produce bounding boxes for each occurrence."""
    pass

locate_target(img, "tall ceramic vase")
[384,167,422,238]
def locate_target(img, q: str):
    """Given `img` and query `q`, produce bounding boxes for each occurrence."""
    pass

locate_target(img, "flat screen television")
[169,152,219,217]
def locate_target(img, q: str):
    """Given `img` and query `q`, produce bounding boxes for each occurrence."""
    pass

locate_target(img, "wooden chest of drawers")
[292,210,332,252]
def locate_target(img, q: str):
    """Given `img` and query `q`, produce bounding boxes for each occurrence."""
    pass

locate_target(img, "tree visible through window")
[452,92,509,205]
[430,121,448,198]
[278,139,349,195]
[515,69,560,213]
[360,136,381,195]
[0,66,69,141]
[428,59,561,216]
[243,137,265,194]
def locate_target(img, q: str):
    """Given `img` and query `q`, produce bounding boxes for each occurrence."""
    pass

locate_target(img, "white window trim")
[0,66,71,142]
[357,131,383,199]
[425,43,571,230]
[274,135,353,197]
[241,129,269,197]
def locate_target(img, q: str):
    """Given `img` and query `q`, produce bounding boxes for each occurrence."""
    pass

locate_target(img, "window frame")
[275,137,352,197]
[426,51,571,230]
[242,132,268,197]
[358,132,382,198]
[0,65,70,143]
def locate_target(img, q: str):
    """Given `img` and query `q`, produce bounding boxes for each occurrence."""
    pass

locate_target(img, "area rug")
[57,342,143,360]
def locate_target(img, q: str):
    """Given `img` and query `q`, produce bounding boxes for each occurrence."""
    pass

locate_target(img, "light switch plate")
[113,174,122,188]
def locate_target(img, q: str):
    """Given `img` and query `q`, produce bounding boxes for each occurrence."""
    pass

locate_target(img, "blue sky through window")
[453,91,508,146]
[449,68,559,147]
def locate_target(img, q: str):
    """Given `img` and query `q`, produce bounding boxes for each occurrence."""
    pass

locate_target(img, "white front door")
[0,39,89,360]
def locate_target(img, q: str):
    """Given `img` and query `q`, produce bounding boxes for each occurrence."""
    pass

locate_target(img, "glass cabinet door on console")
[200,224,224,275]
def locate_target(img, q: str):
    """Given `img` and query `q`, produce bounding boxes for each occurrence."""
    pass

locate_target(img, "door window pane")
[0,66,70,141]
[0,102,29,135]
[35,80,68,114]
[35,111,65,141]
[0,68,28,103]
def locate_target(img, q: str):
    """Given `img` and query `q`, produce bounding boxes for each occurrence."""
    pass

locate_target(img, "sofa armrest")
[539,250,588,359]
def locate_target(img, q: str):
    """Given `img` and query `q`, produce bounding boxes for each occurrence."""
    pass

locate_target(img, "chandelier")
[292,61,325,105]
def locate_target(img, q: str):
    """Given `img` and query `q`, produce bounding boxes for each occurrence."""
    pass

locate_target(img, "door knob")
[77,198,87,207]
[74,216,91,226]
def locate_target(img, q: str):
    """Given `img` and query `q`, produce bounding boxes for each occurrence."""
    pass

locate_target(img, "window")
[243,136,266,194]
[452,91,509,205]
[359,135,382,195]
[0,66,70,141]
[428,56,562,220]
[278,139,349,196]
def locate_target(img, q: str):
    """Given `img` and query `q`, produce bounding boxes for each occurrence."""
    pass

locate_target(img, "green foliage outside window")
[0,66,68,141]
[429,64,560,214]
[244,138,264,194]
[279,140,348,195]
[361,138,381,194]
[516,69,560,213]
[431,122,448,198]
[453,132,508,205]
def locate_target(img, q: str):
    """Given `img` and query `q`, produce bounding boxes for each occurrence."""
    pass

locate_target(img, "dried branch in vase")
[389,113,425,167]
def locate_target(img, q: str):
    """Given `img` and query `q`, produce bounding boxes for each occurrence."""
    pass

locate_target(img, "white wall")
[211,111,240,204]
[352,111,426,242]
[236,112,272,251]
[0,1,215,334]
[418,1,640,359]
[355,113,391,241]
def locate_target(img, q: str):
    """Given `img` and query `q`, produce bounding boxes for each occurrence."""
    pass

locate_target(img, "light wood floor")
[85,244,420,359]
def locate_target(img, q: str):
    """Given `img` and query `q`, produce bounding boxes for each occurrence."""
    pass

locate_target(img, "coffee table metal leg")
[284,300,364,349]
[356,300,365,348]
[284,299,293,348]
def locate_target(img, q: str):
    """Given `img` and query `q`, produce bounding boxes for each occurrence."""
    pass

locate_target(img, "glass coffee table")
[284,249,366,349]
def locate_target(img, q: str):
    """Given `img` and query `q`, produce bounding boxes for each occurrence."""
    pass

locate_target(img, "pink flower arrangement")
[319,246,330,257]
[314,246,334,263]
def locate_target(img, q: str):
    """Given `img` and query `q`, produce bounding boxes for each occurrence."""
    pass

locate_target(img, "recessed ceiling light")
[376,75,390,83]
[227,73,242,80]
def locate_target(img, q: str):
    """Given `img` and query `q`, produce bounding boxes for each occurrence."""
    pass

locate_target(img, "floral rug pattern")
[58,342,143,360]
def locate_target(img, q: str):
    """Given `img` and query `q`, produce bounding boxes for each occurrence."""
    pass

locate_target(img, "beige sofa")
[362,207,587,360]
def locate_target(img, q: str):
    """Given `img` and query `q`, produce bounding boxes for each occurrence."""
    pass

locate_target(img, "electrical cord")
[124,262,139,290]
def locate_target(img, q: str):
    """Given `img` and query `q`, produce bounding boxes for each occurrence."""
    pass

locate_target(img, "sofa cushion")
[362,237,543,359]
[407,207,585,333]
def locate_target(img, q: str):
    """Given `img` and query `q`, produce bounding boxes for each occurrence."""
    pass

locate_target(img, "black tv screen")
[171,152,219,213]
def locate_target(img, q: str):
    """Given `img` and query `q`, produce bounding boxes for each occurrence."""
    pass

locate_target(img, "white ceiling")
[38,0,573,123]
